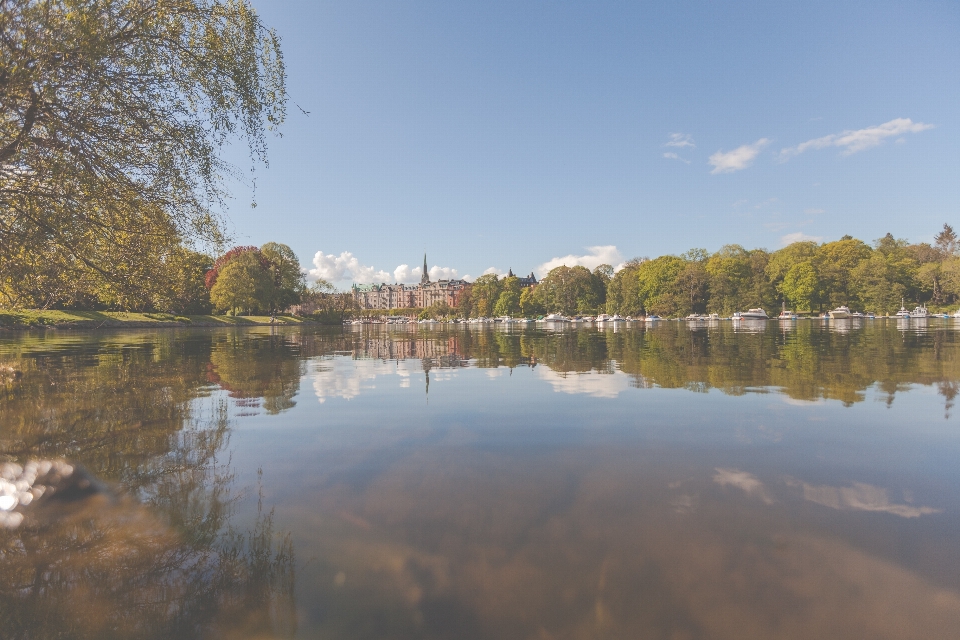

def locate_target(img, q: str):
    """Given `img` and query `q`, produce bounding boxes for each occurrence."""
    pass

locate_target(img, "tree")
[636,256,685,316]
[779,261,819,312]
[493,276,522,316]
[605,259,644,316]
[470,274,502,317]
[209,251,274,315]
[1,0,286,303]
[814,239,872,308]
[705,245,753,315]
[935,223,958,257]
[260,242,305,311]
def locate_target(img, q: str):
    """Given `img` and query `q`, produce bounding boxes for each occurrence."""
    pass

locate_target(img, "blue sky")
[224,0,959,285]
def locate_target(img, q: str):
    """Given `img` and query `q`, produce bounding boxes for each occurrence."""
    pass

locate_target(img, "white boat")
[543,313,566,322]
[910,305,931,319]
[895,298,911,319]
[733,308,769,320]
[644,315,661,322]
[595,314,613,322]
[829,306,851,319]
[952,309,960,318]
[685,314,705,321]
[611,314,625,322]
[850,312,865,319]
[708,313,721,321]
[778,310,797,320]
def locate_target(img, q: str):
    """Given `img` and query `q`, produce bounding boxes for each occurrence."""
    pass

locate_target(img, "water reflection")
[2,323,960,638]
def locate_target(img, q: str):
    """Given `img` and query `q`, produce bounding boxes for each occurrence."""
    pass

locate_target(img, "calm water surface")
[2,320,960,639]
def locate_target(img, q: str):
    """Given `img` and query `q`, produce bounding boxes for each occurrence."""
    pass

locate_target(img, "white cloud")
[800,481,941,518]
[394,264,461,283]
[309,251,392,284]
[708,138,771,174]
[713,468,774,504]
[663,152,690,164]
[482,267,508,277]
[804,208,825,215]
[779,118,934,160]
[780,232,823,246]
[310,252,462,285]
[665,133,695,148]
[536,245,624,278]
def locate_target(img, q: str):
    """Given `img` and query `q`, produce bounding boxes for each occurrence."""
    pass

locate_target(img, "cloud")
[799,481,942,518]
[310,251,392,284]
[537,368,630,398]
[663,152,690,164]
[713,468,773,504]
[804,208,825,215]
[311,252,462,285]
[536,245,624,278]
[482,267,509,278]
[665,133,695,148]
[779,118,934,160]
[780,232,823,246]
[708,138,771,174]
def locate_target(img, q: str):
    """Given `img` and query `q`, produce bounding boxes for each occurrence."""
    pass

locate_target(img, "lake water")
[2,320,960,639]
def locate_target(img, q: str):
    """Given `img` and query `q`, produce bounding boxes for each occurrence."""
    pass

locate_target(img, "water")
[1,320,959,639]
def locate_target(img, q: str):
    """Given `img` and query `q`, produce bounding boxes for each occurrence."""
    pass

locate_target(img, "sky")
[222,0,960,285]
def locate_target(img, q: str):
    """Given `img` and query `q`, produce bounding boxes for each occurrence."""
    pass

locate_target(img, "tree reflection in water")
[0,331,296,639]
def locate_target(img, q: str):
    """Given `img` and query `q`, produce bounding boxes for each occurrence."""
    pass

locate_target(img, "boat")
[685,314,705,321]
[910,305,931,319]
[895,298,911,319]
[708,313,721,321]
[829,306,852,319]
[543,313,566,322]
[644,315,661,322]
[777,310,797,320]
[733,308,769,320]
[850,312,865,319]
[611,314,625,322]
[953,309,960,318]
[595,314,613,322]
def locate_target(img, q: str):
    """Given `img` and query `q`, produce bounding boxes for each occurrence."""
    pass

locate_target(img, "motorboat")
[895,298,911,319]
[543,313,566,322]
[611,314,625,322]
[708,313,721,321]
[733,308,769,320]
[595,314,613,322]
[644,315,661,322]
[829,306,852,319]
[910,305,931,319]
[777,310,797,320]
[685,314,705,321]
[850,312,865,319]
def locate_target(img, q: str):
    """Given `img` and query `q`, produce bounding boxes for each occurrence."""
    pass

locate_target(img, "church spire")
[421,253,430,284]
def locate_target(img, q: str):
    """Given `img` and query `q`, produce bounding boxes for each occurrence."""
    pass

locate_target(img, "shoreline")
[0,311,326,331]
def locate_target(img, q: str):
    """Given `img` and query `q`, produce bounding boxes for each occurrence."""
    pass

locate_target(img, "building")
[352,254,471,310]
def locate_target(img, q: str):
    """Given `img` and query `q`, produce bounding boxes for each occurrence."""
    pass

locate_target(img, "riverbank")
[0,310,315,330]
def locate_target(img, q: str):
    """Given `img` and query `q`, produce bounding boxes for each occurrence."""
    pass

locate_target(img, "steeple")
[421,253,430,284]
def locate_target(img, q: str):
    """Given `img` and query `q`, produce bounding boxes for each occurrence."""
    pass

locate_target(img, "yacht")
[595,314,613,322]
[910,305,931,319]
[644,315,661,322]
[611,314,625,322]
[829,306,852,319]
[543,313,566,322]
[686,314,705,321]
[895,298,911,319]
[777,310,797,320]
[850,312,865,319]
[733,308,769,320]
[708,313,721,321]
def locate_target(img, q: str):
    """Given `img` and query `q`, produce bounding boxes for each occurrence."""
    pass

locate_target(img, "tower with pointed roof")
[421,253,430,284]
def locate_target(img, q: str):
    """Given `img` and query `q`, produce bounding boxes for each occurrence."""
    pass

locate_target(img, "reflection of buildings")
[354,335,467,367]
[352,254,471,310]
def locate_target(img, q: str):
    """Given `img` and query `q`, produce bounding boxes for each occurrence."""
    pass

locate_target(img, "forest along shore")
[0,311,315,330]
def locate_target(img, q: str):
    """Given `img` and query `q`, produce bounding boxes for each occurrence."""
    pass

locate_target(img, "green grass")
[0,310,307,328]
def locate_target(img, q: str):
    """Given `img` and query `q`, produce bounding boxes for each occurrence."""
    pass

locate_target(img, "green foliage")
[1,0,286,307]
[533,266,606,315]
[209,252,275,315]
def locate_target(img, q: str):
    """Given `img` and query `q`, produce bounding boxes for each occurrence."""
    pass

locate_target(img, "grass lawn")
[0,310,308,328]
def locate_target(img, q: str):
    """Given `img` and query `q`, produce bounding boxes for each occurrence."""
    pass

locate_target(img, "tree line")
[451,226,960,318]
